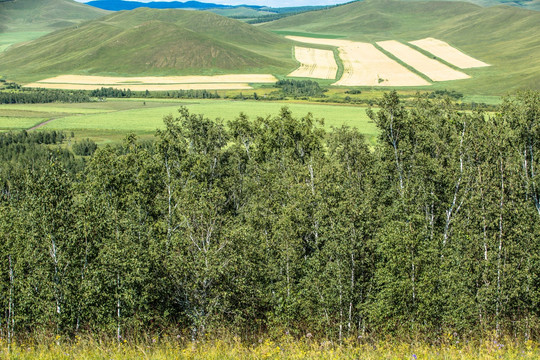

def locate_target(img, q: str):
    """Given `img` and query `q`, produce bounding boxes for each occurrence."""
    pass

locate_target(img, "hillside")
[208,6,274,17]
[0,8,296,81]
[401,0,540,10]
[262,0,540,94]
[0,0,108,32]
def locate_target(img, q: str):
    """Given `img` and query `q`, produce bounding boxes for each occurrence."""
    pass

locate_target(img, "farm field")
[335,43,431,86]
[0,99,377,144]
[376,40,471,81]
[263,0,540,94]
[288,46,338,80]
[24,83,256,91]
[286,36,431,87]
[24,74,278,91]
[31,74,278,85]
[410,37,491,68]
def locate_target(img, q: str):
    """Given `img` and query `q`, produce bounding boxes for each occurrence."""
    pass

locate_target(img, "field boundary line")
[29,118,57,131]
[373,41,433,84]
[406,41,468,72]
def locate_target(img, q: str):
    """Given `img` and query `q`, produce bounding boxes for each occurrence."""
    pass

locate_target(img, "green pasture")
[0,117,47,130]
[0,99,377,145]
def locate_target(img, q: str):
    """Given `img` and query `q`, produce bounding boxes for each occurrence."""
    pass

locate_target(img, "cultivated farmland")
[31,74,278,85]
[24,74,278,91]
[410,38,491,69]
[335,43,431,87]
[286,36,431,87]
[376,40,470,81]
[24,83,257,91]
[288,46,338,80]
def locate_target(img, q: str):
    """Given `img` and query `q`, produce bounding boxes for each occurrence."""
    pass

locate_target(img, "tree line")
[0,89,91,104]
[0,91,538,343]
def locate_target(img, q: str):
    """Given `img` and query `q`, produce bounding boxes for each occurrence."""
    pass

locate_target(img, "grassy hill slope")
[208,7,275,17]
[0,0,108,32]
[0,8,296,81]
[262,0,540,94]
[400,0,540,10]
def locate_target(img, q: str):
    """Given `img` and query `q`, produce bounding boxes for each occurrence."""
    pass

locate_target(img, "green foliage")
[428,89,463,100]
[72,138,97,156]
[0,88,91,104]
[275,79,326,98]
[0,91,539,342]
[90,87,132,99]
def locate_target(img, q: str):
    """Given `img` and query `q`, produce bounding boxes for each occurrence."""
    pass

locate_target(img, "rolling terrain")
[262,0,540,94]
[0,8,296,81]
[0,0,108,32]
[0,0,109,53]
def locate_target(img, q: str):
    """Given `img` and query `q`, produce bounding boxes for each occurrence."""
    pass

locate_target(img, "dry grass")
[377,40,470,81]
[410,37,491,69]
[0,335,538,359]
[288,46,338,80]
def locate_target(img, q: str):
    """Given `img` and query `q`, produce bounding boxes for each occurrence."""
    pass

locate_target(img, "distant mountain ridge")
[85,0,234,11]
[85,0,539,12]
[84,0,331,14]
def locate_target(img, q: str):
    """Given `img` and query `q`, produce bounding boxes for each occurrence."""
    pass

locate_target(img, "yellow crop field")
[23,74,279,91]
[377,40,470,81]
[334,43,431,86]
[409,38,490,69]
[286,36,430,87]
[33,74,278,85]
[288,46,338,80]
[23,83,255,91]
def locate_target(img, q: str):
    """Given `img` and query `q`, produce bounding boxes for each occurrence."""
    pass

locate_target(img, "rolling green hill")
[0,0,109,54]
[262,0,540,94]
[207,6,275,18]
[0,0,108,32]
[401,0,540,10]
[0,8,296,81]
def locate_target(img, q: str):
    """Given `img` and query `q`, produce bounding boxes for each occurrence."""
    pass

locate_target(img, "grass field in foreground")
[0,99,377,145]
[1,337,538,359]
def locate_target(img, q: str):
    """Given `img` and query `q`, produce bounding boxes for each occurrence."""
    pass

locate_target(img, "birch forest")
[0,91,539,343]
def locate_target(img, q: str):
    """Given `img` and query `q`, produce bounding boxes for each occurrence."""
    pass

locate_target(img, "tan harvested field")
[409,38,490,69]
[377,40,470,82]
[35,74,278,85]
[286,36,430,87]
[288,46,338,80]
[23,83,254,91]
[335,43,431,86]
